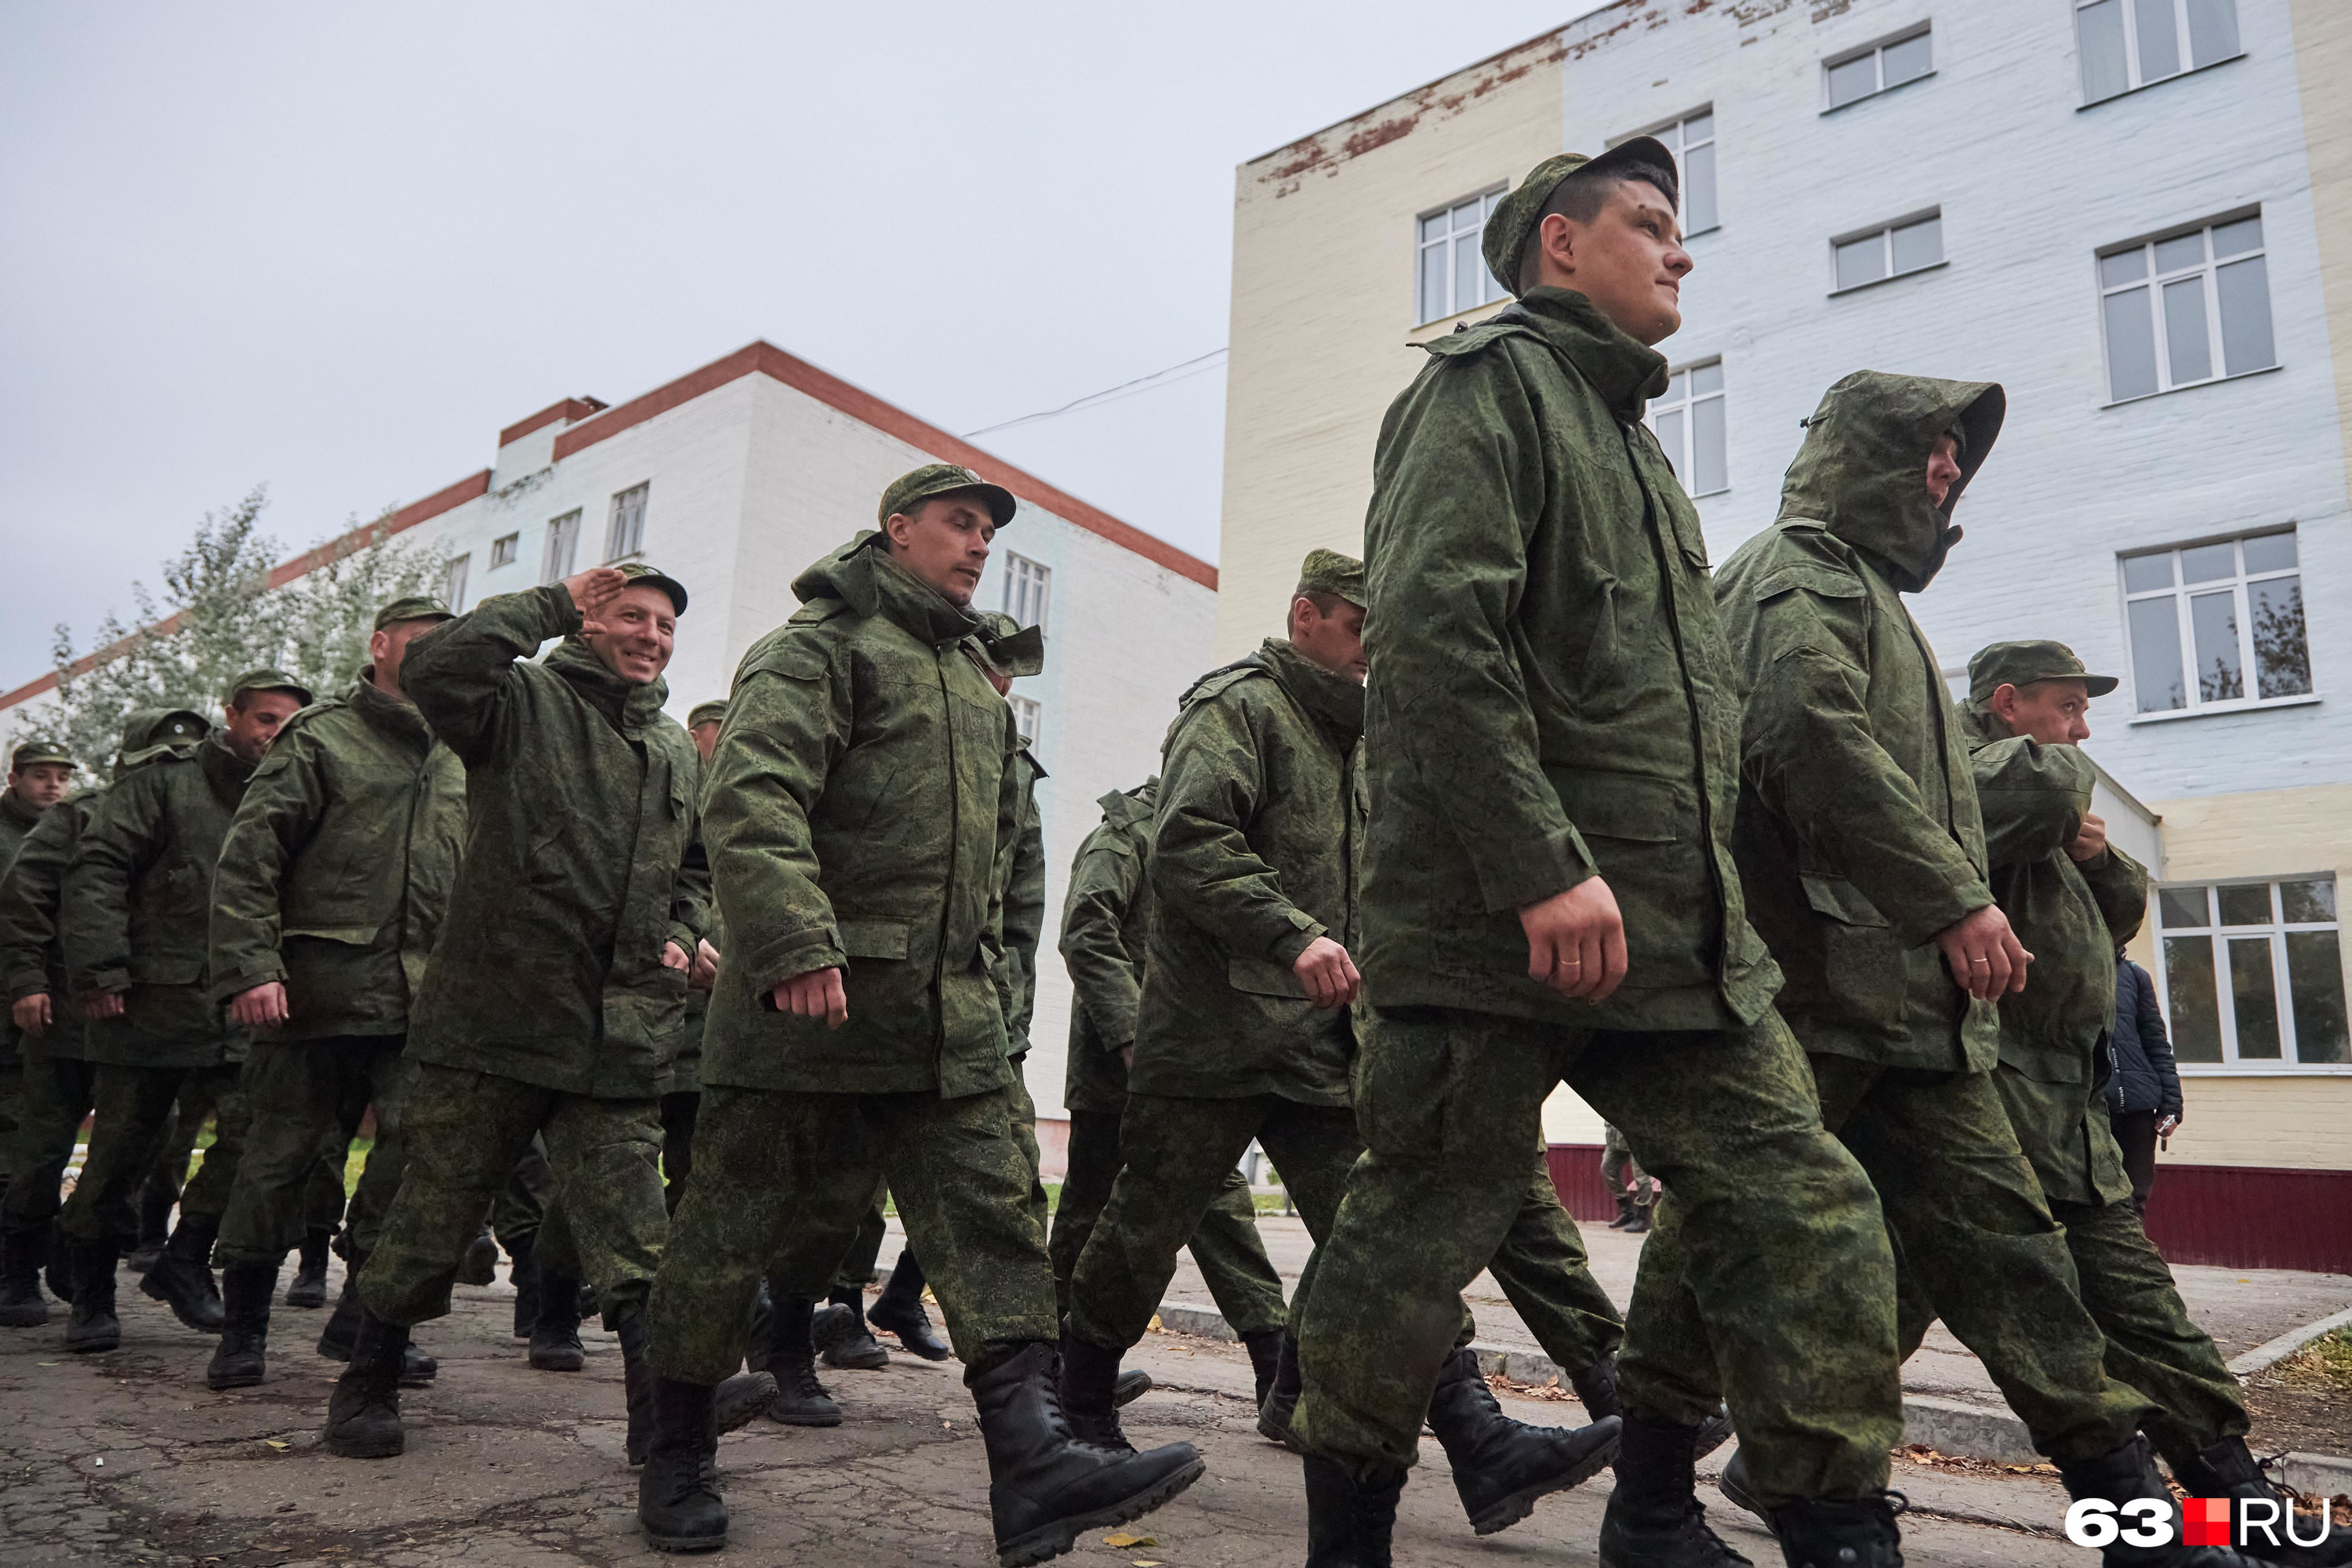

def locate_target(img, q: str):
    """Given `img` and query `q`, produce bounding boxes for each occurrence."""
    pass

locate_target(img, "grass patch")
[2271,1327,2352,1394]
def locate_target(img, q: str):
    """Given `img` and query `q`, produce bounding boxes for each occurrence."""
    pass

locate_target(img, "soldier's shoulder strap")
[1416,304,1546,362]
[785,597,853,629]
[1740,524,1869,603]
[1174,655,1271,712]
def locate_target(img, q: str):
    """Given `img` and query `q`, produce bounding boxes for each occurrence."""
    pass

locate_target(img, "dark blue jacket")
[2107,956,2182,1120]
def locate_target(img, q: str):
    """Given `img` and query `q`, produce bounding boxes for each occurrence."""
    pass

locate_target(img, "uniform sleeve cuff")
[1470,827,1599,915]
[744,928,848,996]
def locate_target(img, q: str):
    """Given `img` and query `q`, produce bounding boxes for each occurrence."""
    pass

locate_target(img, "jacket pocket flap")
[838,919,911,960]
[284,925,381,947]
[1227,955,1308,999]
[1544,768,1682,844]
[1755,563,1867,601]
[1800,873,1890,928]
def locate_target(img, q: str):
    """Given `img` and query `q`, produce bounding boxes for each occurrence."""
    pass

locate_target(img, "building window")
[1416,188,1506,325]
[489,532,520,570]
[2098,212,2274,403]
[2120,529,2310,716]
[543,510,581,585]
[2077,0,2241,104]
[1627,111,1717,236]
[442,554,470,614]
[1009,695,1042,746]
[1831,209,1944,293]
[1001,552,1051,630]
[607,482,649,561]
[1824,24,1934,111]
[2155,877,2347,1069]
[1648,360,1727,496]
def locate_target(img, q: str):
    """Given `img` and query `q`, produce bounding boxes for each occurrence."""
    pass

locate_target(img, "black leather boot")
[2061,1438,2285,1568]
[2169,1436,2352,1567]
[1609,1193,1638,1230]
[140,1211,225,1332]
[760,1294,840,1427]
[207,1260,279,1389]
[530,1267,586,1371]
[0,1229,52,1327]
[1303,1450,1406,1568]
[1769,1493,1906,1568]
[507,1232,539,1340]
[1596,1415,1753,1568]
[456,1225,500,1287]
[1427,1345,1621,1534]
[637,1376,728,1553]
[1114,1369,1152,1405]
[619,1311,658,1467]
[128,1178,173,1272]
[64,1241,122,1353]
[1258,1329,1303,1451]
[1057,1333,1133,1452]
[1243,1327,1283,1408]
[813,1294,888,1370]
[868,1251,951,1361]
[318,1249,437,1385]
[324,1311,408,1458]
[1623,1200,1653,1236]
[1570,1349,1624,1421]
[971,1341,1203,1568]
[284,1229,332,1308]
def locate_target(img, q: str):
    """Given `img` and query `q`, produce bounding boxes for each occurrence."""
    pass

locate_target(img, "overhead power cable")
[963,347,1228,438]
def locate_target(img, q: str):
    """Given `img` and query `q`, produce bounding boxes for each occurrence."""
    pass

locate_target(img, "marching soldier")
[2,739,78,1217]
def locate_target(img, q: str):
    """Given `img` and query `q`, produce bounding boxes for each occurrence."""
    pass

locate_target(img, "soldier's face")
[885,494,996,607]
[368,618,447,702]
[1541,180,1690,347]
[586,584,678,685]
[690,720,722,766]
[1925,434,1963,509]
[222,691,306,761]
[1290,596,1368,684]
[6,762,74,811]
[1996,678,2092,746]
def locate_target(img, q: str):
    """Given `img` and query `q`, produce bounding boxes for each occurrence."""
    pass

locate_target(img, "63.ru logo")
[2066,1497,2339,1551]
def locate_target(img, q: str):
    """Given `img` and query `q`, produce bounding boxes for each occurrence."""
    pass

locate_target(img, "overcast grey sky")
[0,2,1573,681]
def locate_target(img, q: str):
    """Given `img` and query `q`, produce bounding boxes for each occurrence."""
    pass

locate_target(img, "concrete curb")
[2281,1452,2352,1500]
[2227,1305,2352,1377]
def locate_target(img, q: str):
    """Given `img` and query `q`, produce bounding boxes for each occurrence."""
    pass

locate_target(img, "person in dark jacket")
[2107,955,2181,1215]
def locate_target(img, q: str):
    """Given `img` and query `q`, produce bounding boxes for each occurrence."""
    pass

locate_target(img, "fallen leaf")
[263,1440,289,1450]
[1102,1534,1156,1548]
[1136,1560,1163,1566]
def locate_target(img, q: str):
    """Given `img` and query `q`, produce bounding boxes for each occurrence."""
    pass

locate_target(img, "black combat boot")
[140,1210,225,1332]
[1115,1369,1152,1405]
[1258,1329,1304,1451]
[1609,1193,1638,1230]
[867,1250,952,1361]
[318,1248,437,1385]
[0,1229,53,1327]
[206,1261,279,1389]
[506,1232,540,1340]
[456,1224,500,1287]
[128,1178,173,1272]
[1571,1349,1624,1421]
[1242,1327,1283,1409]
[2062,1438,2287,1568]
[637,1376,728,1553]
[323,1311,408,1458]
[1427,1345,1621,1534]
[1303,1450,1406,1568]
[1623,1199,1653,1236]
[284,1229,332,1308]
[1768,1493,1906,1568]
[1058,1334,1134,1452]
[1596,1415,1753,1568]
[2169,1436,2352,1567]
[813,1293,888,1370]
[760,1294,840,1427]
[619,1310,658,1467]
[971,1341,1203,1567]
[64,1241,122,1353]
[1693,1401,1735,1461]
[530,1265,587,1371]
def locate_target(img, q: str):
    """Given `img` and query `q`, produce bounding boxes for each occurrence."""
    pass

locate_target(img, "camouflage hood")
[1095,778,1156,835]
[1775,372,2005,593]
[790,530,985,649]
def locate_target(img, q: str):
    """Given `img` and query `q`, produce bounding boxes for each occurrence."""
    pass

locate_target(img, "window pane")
[2128,596,2188,712]
[2100,248,2148,288]
[2217,884,2273,926]
[1693,394,1728,495]
[2216,256,2276,375]
[2185,0,2241,67]
[2227,936,2283,1058]
[2161,276,2213,383]
[2079,0,2131,100]
[2285,931,2350,1064]
[1684,111,1713,143]
[1453,199,1483,231]
[2103,287,2160,401]
[1891,216,1943,274]
[1690,361,1724,395]
[1827,54,1878,107]
[1669,368,1689,402]
[1835,234,1887,290]
[2160,886,2211,929]
[2241,532,2296,572]
[2133,0,2183,78]
[2212,215,2262,258]
[1421,212,1449,245]
[2180,540,2236,583]
[2190,590,2244,701]
[1420,245,1449,325]
[1454,230,1481,315]
[2122,552,2174,592]
[1685,140,1718,233]
[2154,232,2206,274]
[2281,878,2338,924]
[1883,31,1933,85]
[2249,575,2312,698]
[1656,408,1686,475]
[2164,935,2224,1061]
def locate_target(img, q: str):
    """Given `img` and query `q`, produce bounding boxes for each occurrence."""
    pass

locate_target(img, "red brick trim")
[552,340,1218,590]
[499,397,608,449]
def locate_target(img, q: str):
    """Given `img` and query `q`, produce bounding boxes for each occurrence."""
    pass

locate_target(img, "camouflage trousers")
[356,1062,665,1327]
[1294,1006,1900,1500]
[1632,1054,2156,1484]
[60,1061,250,1247]
[1601,1123,1653,1203]
[0,1048,96,1236]
[217,1037,410,1267]
[649,1083,1056,1385]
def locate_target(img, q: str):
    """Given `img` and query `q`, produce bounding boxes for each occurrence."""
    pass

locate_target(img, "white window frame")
[1008,694,1042,746]
[1414,186,1507,326]
[1000,551,1051,631]
[443,554,471,614]
[2118,528,2315,721]
[2075,0,2244,106]
[1828,207,1945,296]
[488,531,520,571]
[605,482,649,562]
[1646,358,1729,497]
[1620,108,1718,238]
[2151,876,2349,1073]
[2096,210,2276,405]
[1822,23,1936,112]
[542,510,581,585]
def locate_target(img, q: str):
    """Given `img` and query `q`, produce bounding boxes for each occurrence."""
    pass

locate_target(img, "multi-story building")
[1219,0,2349,1265]
[0,340,1221,1144]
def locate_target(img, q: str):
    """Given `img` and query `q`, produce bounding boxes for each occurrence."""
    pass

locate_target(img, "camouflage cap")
[1296,548,1367,608]
[613,561,688,615]
[878,463,1018,531]
[1967,640,2120,702]
[686,699,729,730]
[1483,137,1680,299]
[972,610,1046,678]
[373,594,453,631]
[9,739,76,771]
[227,668,314,708]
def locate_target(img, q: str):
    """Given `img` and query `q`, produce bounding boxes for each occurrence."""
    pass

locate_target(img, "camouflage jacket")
[402,586,709,1098]
[1357,288,1777,1031]
[0,789,40,873]
[996,739,1048,1058]
[1058,780,1155,1114]
[700,536,1018,1098]
[209,676,468,1042]
[1714,373,2005,1072]
[1967,709,2147,1206]
[64,734,256,1067]
[1131,639,1361,1105]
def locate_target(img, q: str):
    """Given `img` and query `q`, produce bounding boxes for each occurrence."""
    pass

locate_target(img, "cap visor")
[2084,673,2121,696]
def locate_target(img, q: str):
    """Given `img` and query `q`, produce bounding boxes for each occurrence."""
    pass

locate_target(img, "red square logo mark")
[2183,1497,2233,1547]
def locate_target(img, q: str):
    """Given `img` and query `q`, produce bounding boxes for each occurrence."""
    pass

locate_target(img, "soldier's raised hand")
[1519,877,1629,1002]
[229,981,290,1029]
[1292,935,1361,1009]
[774,966,849,1029]
[1933,903,2032,1000]
[560,566,630,635]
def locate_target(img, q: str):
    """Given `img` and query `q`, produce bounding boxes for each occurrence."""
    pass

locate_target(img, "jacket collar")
[544,639,670,736]
[1,788,40,833]
[1258,638,1365,745]
[200,731,257,800]
[793,533,985,651]
[1497,288,1671,419]
[348,673,433,750]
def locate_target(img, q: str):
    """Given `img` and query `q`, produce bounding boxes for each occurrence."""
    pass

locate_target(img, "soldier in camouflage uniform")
[1,740,77,1220]
[1290,147,1908,1568]
[643,466,1201,1562]
[1960,643,2342,1567]
[202,596,466,1392]
[0,711,206,1327]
